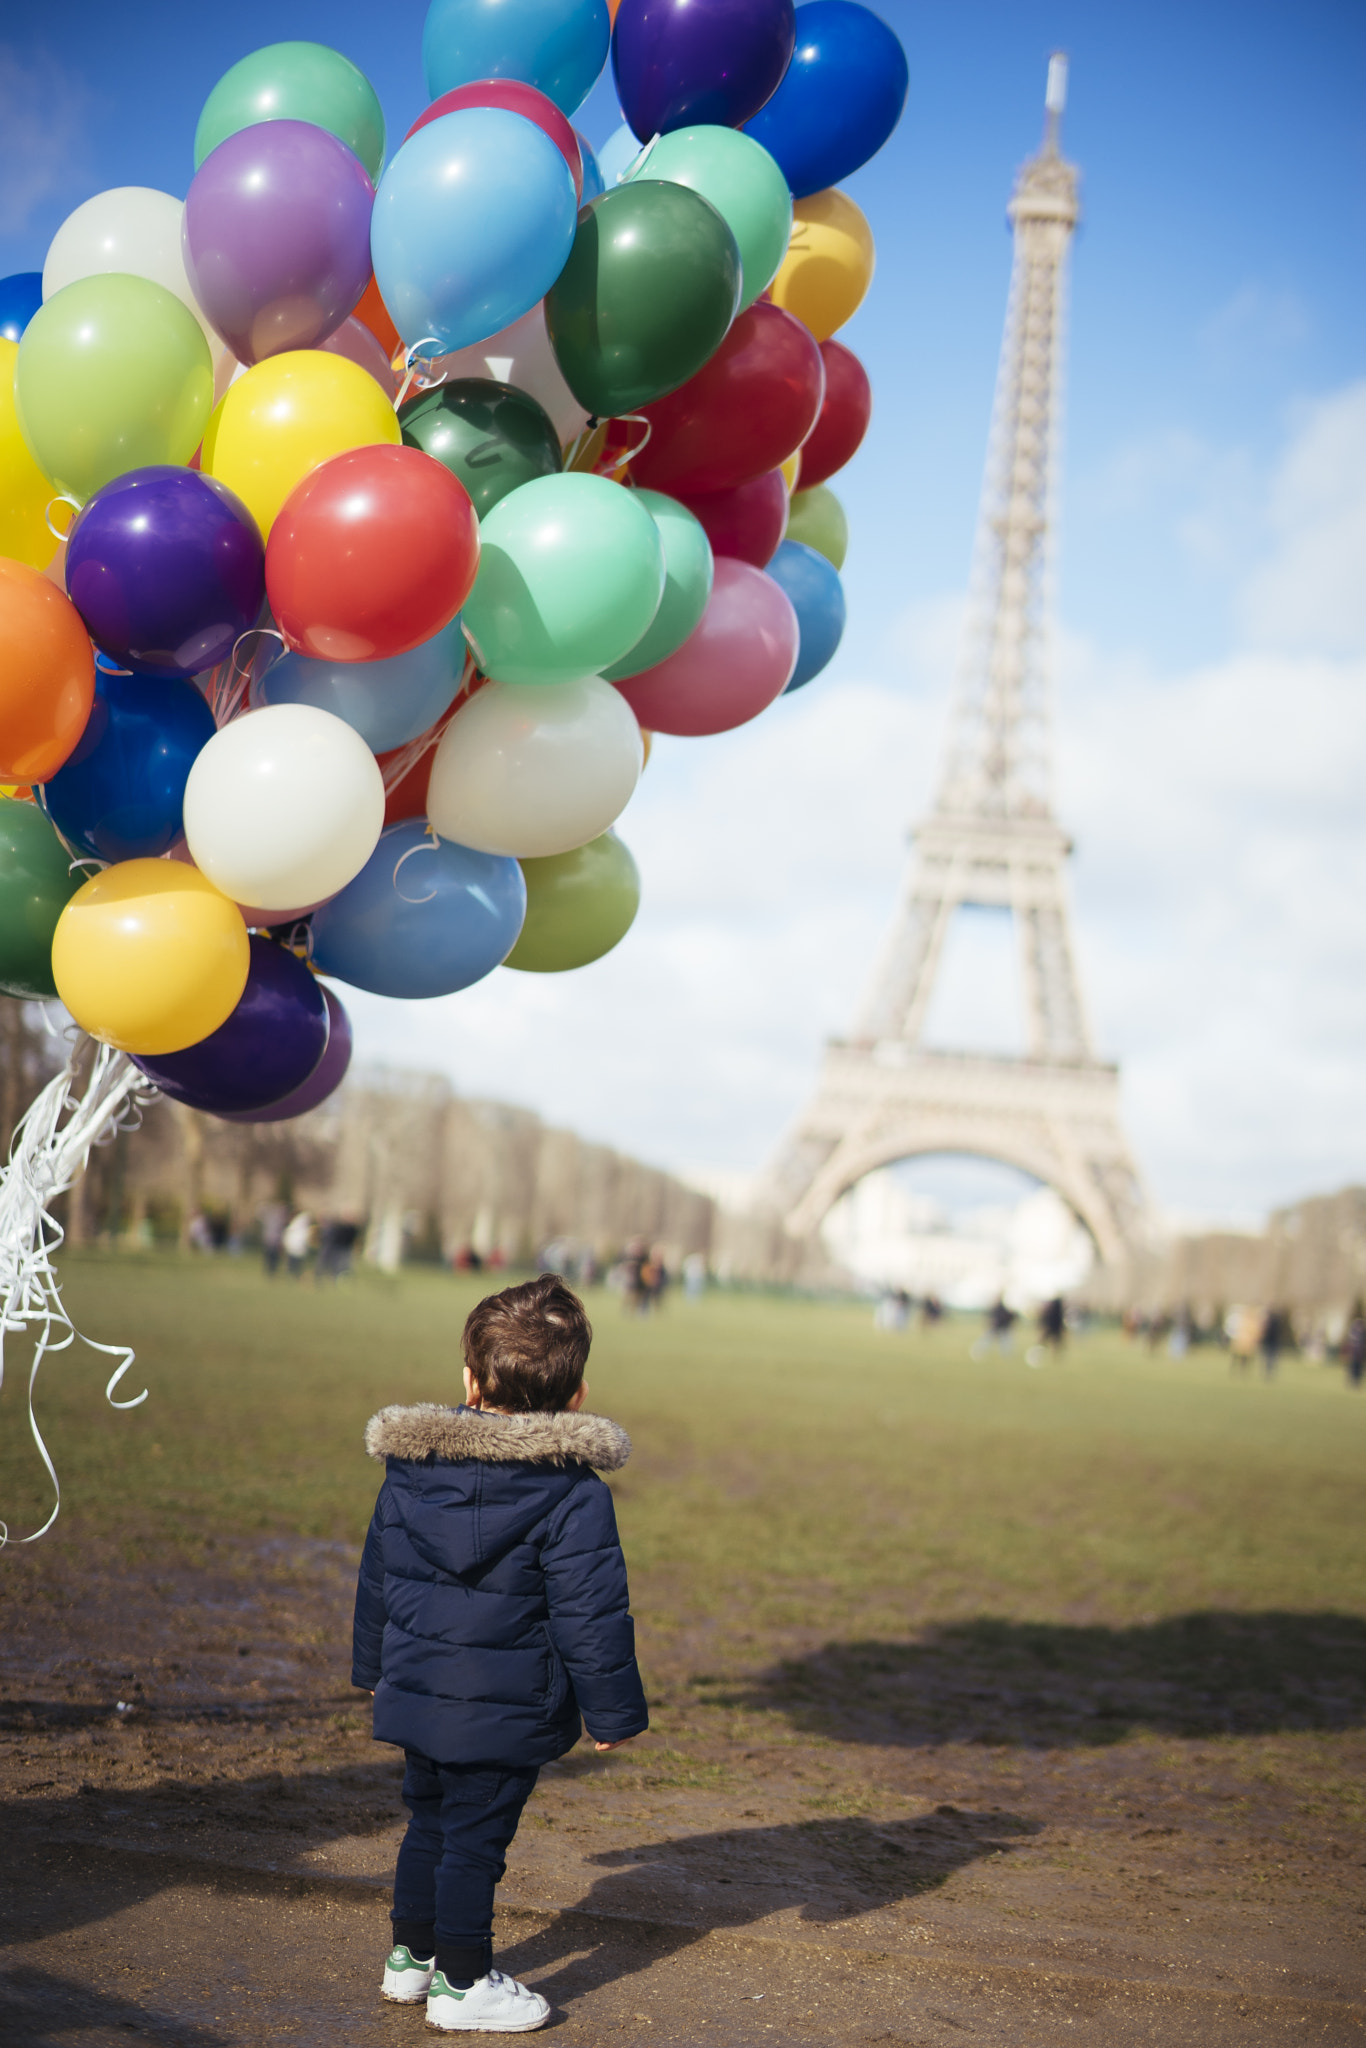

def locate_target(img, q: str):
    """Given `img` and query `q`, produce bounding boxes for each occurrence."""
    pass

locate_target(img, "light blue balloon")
[258,620,464,754]
[575,129,605,202]
[597,121,641,187]
[371,107,579,355]
[422,0,610,117]
[310,820,526,999]
[767,540,847,693]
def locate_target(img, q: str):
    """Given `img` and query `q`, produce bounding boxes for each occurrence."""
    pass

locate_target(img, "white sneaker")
[382,1945,436,2002]
[426,1967,551,2033]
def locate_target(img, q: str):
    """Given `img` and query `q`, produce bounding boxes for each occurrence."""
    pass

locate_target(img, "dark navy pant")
[391,1751,540,1983]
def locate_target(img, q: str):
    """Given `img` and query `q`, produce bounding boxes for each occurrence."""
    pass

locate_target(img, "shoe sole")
[385,1988,432,2003]
[425,2009,550,2035]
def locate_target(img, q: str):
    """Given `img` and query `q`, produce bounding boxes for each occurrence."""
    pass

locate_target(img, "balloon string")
[600,415,653,473]
[394,338,446,411]
[0,1040,156,1549]
[43,495,79,544]
[391,828,441,905]
[379,652,474,797]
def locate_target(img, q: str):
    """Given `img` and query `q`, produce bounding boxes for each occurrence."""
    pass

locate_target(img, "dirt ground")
[2,1530,1364,2048]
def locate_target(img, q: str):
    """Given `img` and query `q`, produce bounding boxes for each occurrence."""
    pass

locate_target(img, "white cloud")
[1238,381,1366,654]
[347,382,1366,1222]
[0,46,90,236]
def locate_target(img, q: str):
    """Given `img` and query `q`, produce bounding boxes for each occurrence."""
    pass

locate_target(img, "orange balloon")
[0,557,95,783]
[353,273,401,363]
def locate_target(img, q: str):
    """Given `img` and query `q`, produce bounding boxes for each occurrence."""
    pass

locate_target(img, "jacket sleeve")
[351,1487,388,1689]
[543,1475,649,1745]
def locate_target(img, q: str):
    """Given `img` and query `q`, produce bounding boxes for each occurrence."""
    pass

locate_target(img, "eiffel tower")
[763,56,1149,1276]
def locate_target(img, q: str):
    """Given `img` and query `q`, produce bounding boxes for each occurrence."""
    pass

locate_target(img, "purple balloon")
[612,0,795,140]
[182,119,375,365]
[133,935,329,1115]
[220,985,353,1124]
[65,467,264,680]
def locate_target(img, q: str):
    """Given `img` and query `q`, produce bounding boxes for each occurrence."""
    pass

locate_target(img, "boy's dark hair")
[461,1274,592,1412]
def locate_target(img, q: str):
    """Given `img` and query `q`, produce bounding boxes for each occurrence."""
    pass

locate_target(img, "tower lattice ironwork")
[762,56,1149,1273]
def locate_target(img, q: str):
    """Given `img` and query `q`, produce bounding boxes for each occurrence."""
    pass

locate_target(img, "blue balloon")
[766,539,846,692]
[372,107,580,356]
[258,620,464,754]
[575,129,606,202]
[423,0,611,117]
[310,820,526,998]
[743,1,908,199]
[39,672,217,862]
[0,271,43,344]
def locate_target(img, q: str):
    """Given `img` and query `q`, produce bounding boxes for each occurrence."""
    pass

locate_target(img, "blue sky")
[4,2,1365,1220]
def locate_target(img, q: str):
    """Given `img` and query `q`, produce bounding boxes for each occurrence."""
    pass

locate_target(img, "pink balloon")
[612,558,799,737]
[680,470,788,568]
[405,81,584,201]
[319,315,398,396]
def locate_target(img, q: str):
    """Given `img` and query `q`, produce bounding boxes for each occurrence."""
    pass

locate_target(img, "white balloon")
[183,705,385,913]
[428,677,643,859]
[429,302,589,451]
[43,186,230,378]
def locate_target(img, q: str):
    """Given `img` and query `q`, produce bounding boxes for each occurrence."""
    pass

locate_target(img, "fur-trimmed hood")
[365,1403,631,1472]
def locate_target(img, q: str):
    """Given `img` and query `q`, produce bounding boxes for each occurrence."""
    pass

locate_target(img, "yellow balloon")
[768,188,875,343]
[52,859,250,1056]
[780,448,802,494]
[201,349,401,537]
[0,338,58,570]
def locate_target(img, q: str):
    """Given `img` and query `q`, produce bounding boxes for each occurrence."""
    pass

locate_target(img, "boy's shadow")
[497,1806,1038,2006]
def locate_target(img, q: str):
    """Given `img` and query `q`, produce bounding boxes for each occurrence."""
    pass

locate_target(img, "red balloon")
[378,742,434,825]
[405,81,584,201]
[266,446,481,662]
[680,469,788,568]
[632,303,825,497]
[798,340,872,489]
[612,558,798,737]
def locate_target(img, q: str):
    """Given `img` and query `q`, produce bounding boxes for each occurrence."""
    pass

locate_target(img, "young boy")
[352,1274,648,2033]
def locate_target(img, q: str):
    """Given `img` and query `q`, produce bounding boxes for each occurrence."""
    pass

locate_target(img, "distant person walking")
[282,1209,312,1279]
[1227,1305,1264,1375]
[1039,1297,1066,1352]
[1260,1306,1291,1380]
[1345,1312,1366,1389]
[259,1200,287,1278]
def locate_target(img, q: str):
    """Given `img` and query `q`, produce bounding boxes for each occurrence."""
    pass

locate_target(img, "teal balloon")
[399,378,561,521]
[627,126,791,313]
[546,181,741,418]
[195,42,387,181]
[602,490,713,681]
[461,472,665,686]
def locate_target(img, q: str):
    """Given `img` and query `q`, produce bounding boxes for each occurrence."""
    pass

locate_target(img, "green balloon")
[504,832,640,973]
[15,276,213,506]
[399,379,561,522]
[0,798,81,999]
[546,182,741,420]
[626,126,792,314]
[195,41,386,181]
[602,490,713,680]
[462,472,666,686]
[786,484,848,570]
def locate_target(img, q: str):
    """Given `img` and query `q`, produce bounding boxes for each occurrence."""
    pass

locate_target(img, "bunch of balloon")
[0,0,906,1541]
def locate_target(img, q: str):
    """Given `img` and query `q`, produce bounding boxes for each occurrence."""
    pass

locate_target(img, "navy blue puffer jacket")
[352,1403,648,1766]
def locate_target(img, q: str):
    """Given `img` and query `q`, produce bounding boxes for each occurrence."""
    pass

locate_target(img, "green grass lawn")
[3,1252,1362,1648]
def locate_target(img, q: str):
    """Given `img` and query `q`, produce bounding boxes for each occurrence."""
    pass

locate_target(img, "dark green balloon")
[546,182,741,420]
[0,797,81,999]
[399,379,562,521]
